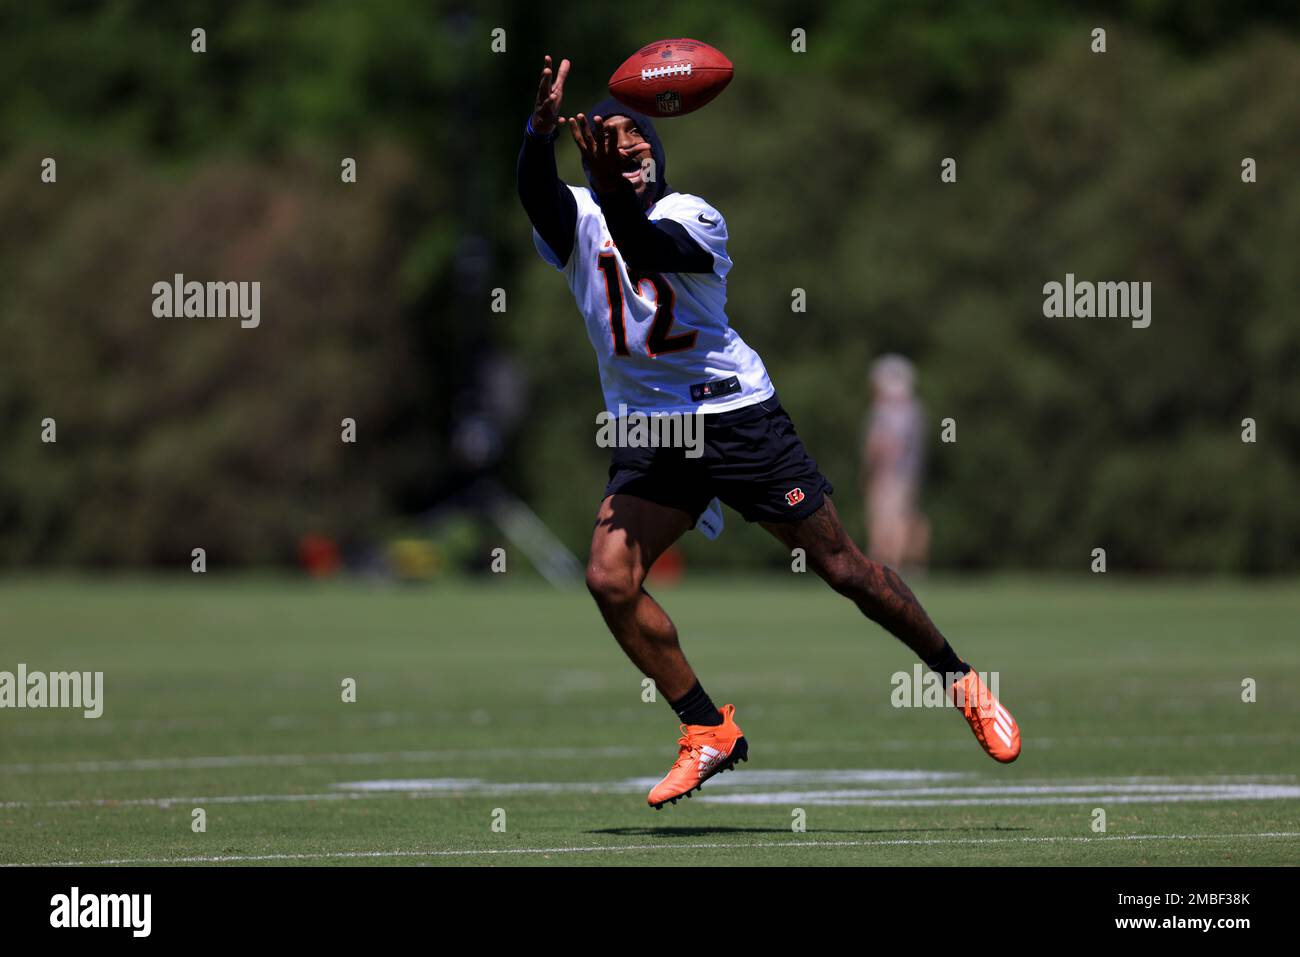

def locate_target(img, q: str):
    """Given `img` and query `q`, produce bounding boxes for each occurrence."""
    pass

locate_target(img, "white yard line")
[702,790,1300,807]
[0,746,649,774]
[6,831,1299,867]
[6,732,1300,774]
[696,777,1300,806]
[5,775,1299,811]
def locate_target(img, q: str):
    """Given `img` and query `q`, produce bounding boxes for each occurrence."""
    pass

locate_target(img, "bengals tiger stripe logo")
[784,487,805,506]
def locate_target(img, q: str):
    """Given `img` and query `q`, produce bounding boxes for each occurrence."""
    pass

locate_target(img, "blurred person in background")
[862,355,929,572]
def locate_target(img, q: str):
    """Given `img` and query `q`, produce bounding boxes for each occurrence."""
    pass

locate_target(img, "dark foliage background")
[2,0,1297,572]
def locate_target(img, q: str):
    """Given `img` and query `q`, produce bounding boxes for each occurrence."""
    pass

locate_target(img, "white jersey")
[533,187,774,415]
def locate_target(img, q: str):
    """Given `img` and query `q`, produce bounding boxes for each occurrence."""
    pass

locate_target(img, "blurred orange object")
[298,534,342,578]
[647,544,684,586]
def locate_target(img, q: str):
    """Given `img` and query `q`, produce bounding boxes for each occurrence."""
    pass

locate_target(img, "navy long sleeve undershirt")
[595,184,714,274]
[517,124,578,269]
[516,121,713,274]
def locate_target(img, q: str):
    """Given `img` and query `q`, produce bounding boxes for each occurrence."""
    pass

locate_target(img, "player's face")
[603,115,653,199]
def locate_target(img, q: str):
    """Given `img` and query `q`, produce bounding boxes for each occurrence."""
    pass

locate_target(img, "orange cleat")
[949,670,1021,763]
[648,704,749,809]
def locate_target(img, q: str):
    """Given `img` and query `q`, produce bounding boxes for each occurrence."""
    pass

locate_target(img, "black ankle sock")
[923,642,970,688]
[668,681,723,726]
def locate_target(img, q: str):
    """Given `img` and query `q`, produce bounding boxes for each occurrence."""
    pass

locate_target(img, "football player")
[518,55,1020,809]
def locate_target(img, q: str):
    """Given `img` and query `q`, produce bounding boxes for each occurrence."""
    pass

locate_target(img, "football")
[608,38,733,117]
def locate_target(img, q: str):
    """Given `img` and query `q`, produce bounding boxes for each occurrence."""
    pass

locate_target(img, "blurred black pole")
[426,10,578,584]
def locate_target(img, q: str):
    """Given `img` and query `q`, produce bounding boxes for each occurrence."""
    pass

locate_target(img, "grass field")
[1,574,1297,866]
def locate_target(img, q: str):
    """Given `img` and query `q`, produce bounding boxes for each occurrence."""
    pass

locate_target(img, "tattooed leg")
[761,497,948,661]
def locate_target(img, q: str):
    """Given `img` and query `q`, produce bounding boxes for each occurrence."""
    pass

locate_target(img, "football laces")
[640,62,692,81]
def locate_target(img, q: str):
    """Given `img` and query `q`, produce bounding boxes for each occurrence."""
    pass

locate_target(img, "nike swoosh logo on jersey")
[697,213,717,226]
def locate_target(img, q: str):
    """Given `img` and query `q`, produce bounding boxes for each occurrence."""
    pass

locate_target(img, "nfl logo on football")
[656,90,682,113]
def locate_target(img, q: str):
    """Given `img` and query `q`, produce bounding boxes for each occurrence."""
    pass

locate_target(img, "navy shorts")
[603,394,834,524]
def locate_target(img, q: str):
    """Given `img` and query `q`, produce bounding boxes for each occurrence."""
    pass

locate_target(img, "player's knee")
[585,559,639,608]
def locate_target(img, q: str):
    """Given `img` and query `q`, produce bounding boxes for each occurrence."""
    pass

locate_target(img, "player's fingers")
[591,116,612,157]
[600,120,619,160]
[567,116,586,152]
[535,55,553,102]
[591,118,606,156]
[572,116,594,156]
[553,58,571,98]
[577,114,597,153]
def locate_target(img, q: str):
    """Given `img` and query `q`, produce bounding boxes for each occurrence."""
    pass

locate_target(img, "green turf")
[1,574,1297,866]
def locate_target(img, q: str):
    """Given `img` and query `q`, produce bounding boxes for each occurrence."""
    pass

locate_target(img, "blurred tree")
[1,0,1297,572]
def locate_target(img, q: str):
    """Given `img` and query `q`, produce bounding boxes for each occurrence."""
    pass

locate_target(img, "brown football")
[608,38,733,117]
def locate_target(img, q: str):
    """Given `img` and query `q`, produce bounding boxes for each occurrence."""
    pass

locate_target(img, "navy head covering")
[582,97,671,206]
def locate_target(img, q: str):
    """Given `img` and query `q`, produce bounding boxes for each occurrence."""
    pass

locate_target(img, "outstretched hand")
[568,114,628,194]
[531,55,570,136]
